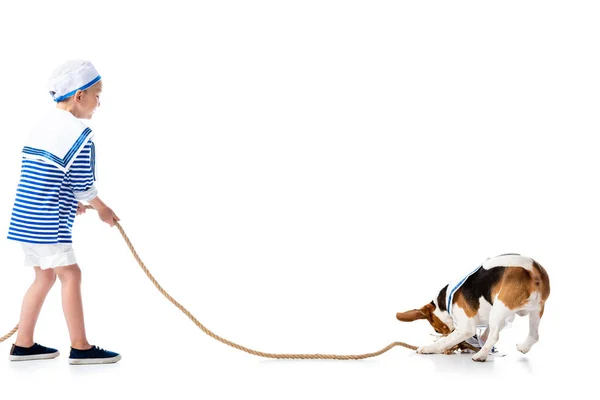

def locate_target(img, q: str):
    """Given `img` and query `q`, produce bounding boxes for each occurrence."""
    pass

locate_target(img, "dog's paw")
[417,345,439,354]
[516,343,531,354]
[471,351,489,362]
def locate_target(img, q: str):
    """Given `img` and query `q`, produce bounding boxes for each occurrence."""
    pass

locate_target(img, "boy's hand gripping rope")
[3,206,477,358]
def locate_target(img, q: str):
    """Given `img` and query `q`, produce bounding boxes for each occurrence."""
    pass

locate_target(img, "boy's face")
[73,80,102,119]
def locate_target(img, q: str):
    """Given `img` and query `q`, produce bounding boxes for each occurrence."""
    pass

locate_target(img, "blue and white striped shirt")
[7,140,97,244]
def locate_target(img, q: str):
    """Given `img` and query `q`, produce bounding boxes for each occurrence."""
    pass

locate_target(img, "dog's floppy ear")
[396,302,435,322]
[396,309,427,322]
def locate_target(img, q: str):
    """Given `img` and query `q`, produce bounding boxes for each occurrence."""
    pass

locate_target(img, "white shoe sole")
[68,354,121,365]
[9,351,60,361]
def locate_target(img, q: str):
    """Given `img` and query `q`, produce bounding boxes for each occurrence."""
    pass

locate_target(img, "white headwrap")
[19,60,100,172]
[47,60,101,102]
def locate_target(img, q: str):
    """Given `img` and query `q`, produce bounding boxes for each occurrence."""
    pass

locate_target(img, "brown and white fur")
[396,254,550,362]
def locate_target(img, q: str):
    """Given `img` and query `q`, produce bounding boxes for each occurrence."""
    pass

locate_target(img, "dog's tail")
[529,260,550,302]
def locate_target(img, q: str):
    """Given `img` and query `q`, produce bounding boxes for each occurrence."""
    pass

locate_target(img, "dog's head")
[396,300,454,335]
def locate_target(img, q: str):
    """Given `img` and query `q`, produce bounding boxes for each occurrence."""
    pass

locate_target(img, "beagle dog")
[396,254,550,362]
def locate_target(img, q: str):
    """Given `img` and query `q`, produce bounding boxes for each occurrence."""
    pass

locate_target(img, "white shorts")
[21,243,77,269]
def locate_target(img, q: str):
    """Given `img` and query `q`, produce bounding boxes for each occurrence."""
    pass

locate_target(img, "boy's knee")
[55,264,82,283]
[35,268,57,287]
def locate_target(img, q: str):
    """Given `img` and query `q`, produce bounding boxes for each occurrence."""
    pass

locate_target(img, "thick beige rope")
[0,325,18,343]
[2,206,425,358]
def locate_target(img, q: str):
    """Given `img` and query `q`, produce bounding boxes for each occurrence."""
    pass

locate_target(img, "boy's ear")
[74,90,84,102]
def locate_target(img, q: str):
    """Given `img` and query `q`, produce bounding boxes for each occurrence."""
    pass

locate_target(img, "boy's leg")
[55,263,121,364]
[15,267,57,347]
[55,264,91,350]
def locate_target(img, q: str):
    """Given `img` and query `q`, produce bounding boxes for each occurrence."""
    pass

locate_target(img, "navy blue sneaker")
[68,345,121,365]
[9,343,60,361]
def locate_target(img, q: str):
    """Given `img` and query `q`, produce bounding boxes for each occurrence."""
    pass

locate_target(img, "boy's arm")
[68,140,118,226]
[88,196,107,211]
[69,141,97,201]
[87,195,120,226]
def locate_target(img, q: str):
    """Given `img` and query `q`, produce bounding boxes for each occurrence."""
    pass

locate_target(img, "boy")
[7,60,121,365]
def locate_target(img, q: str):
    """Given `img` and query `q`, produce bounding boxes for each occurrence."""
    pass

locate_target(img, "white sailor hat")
[47,60,101,102]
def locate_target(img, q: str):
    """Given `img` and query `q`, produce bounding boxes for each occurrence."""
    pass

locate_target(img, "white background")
[0,0,598,398]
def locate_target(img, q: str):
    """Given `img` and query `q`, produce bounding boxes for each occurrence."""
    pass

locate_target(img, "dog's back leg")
[516,306,544,354]
[472,301,514,362]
